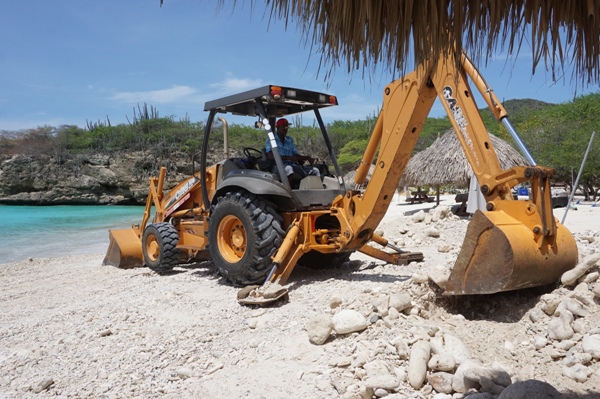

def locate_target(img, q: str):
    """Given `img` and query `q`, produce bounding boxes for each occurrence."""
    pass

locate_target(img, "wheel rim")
[218,215,247,263]
[145,234,160,262]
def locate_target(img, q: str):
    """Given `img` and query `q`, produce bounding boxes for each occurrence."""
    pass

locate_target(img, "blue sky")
[1,1,597,131]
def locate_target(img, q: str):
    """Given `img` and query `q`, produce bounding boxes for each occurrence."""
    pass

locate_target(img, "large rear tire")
[209,191,284,286]
[142,222,180,272]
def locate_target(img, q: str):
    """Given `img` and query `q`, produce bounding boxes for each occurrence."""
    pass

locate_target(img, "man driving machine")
[265,118,320,184]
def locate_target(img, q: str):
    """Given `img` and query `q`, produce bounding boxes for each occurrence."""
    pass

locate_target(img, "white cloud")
[320,93,448,122]
[111,85,198,104]
[108,79,265,109]
[316,91,380,122]
[0,117,75,131]
[209,78,264,93]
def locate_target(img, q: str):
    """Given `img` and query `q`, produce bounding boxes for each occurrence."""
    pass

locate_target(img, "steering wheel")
[243,147,263,159]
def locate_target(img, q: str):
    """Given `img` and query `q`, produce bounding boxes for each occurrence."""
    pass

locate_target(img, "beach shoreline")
[1,195,599,398]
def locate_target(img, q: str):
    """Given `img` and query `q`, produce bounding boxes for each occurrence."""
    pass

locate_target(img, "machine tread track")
[209,190,284,286]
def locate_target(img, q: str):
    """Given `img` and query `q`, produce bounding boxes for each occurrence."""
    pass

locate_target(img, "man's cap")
[276,118,291,128]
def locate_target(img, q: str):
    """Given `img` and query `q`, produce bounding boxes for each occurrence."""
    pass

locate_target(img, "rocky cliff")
[0,152,196,205]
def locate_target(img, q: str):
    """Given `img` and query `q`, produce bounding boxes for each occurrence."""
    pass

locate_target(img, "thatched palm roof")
[399,129,530,187]
[343,164,375,188]
[216,1,599,84]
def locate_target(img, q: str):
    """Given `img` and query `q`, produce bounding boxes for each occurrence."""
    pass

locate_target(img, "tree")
[516,94,600,199]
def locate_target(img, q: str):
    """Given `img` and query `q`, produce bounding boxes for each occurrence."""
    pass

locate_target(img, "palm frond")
[257,0,600,84]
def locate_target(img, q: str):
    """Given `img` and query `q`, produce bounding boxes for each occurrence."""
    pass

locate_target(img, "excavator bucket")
[444,210,578,295]
[103,228,144,269]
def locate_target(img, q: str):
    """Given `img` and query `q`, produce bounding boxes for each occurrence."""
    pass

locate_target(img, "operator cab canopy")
[203,85,338,117]
[201,84,345,206]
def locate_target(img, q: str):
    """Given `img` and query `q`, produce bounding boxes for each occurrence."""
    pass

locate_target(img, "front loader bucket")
[103,228,144,269]
[444,210,578,295]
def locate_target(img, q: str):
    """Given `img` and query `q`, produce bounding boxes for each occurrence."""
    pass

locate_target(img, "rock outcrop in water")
[0,152,196,205]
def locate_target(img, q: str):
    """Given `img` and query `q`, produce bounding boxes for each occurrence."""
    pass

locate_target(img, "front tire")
[208,191,284,286]
[142,222,180,272]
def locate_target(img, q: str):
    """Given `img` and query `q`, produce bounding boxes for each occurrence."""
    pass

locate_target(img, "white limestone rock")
[364,375,400,391]
[411,211,426,223]
[407,340,430,389]
[547,311,574,341]
[452,360,482,393]
[372,295,390,316]
[425,227,440,238]
[533,336,548,350]
[539,293,561,315]
[593,281,600,298]
[446,334,472,365]
[428,352,456,372]
[451,360,512,394]
[562,364,591,383]
[307,313,333,345]
[390,336,410,360]
[388,293,412,312]
[332,310,368,335]
[561,253,600,286]
[555,297,589,318]
[582,334,600,359]
[427,372,454,394]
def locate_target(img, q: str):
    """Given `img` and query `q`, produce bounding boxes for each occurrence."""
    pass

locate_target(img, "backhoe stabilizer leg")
[363,233,424,264]
[359,244,424,265]
[237,224,303,306]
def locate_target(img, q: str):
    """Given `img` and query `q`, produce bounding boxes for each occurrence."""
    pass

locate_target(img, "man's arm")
[267,151,312,164]
[293,154,315,164]
[289,136,314,164]
[267,136,313,163]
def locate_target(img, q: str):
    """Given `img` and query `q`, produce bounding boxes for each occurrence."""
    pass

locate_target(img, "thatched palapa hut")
[344,130,528,197]
[398,129,530,208]
[399,129,530,189]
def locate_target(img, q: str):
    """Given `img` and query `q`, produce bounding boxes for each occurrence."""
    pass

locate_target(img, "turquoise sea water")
[0,205,145,265]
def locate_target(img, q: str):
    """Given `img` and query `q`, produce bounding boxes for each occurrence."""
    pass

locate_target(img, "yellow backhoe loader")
[104,50,578,304]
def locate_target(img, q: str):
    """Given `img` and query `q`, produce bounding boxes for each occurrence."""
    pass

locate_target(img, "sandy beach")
[1,194,599,399]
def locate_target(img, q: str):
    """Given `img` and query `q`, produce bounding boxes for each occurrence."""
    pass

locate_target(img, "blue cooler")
[517,187,529,200]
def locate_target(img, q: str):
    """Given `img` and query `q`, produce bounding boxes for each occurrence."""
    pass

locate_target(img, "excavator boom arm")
[336,50,577,295]
[346,51,508,243]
